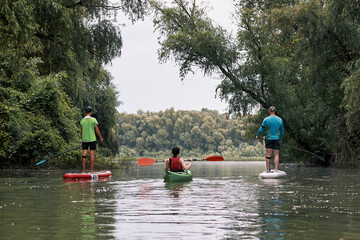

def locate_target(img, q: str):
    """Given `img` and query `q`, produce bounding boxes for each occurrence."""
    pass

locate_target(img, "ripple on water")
[2,164,360,239]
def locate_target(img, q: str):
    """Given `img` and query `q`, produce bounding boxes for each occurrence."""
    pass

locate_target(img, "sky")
[106,0,236,114]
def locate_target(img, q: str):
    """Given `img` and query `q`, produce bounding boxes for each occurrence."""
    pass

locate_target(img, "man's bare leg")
[90,150,95,173]
[273,150,280,172]
[82,149,88,173]
[265,148,273,172]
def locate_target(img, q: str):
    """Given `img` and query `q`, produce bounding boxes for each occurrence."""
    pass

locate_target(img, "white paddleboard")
[258,170,287,179]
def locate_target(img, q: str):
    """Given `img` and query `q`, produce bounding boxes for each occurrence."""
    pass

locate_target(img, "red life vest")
[169,157,183,171]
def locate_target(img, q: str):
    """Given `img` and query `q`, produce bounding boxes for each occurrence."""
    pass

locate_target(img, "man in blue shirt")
[256,106,284,172]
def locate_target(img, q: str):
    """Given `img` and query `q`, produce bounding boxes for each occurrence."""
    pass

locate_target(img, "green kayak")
[164,170,193,183]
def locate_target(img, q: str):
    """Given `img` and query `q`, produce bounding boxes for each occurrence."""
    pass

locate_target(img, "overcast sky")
[106,0,236,114]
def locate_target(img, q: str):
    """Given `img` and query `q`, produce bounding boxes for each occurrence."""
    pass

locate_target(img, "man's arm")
[95,125,103,142]
[279,120,284,141]
[256,119,266,139]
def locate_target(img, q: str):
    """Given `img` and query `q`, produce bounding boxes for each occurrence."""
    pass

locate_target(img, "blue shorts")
[265,139,281,150]
[82,141,97,150]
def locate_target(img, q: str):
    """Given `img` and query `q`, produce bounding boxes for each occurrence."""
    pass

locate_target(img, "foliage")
[0,0,147,167]
[117,108,264,159]
[0,73,79,166]
[150,0,360,167]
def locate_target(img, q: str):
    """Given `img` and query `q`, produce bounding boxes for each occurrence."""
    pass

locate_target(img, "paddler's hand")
[256,136,259,140]
[189,158,193,162]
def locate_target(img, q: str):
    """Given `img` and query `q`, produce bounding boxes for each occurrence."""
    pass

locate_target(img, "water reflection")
[63,177,112,184]
[63,178,113,240]
[2,164,360,239]
[64,181,97,239]
[80,182,96,239]
[137,183,154,199]
[165,182,190,198]
[258,178,287,239]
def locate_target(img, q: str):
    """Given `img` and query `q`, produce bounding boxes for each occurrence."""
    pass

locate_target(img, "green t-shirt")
[80,116,98,142]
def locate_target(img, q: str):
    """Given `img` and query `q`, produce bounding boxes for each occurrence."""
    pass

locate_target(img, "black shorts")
[265,139,281,150]
[82,141,97,150]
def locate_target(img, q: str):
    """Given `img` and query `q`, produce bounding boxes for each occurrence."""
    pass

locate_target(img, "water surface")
[1,162,360,239]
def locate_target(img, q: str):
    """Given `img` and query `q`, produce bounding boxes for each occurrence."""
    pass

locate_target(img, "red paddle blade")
[204,156,224,161]
[138,158,156,166]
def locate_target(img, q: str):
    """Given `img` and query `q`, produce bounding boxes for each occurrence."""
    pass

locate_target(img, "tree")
[150,0,360,167]
[116,108,263,159]
[0,0,148,166]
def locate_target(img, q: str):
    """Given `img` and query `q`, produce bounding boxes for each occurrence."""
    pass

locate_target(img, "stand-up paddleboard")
[63,171,111,180]
[63,177,111,183]
[258,170,286,179]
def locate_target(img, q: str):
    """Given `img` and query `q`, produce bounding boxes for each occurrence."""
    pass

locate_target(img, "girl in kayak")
[165,146,193,172]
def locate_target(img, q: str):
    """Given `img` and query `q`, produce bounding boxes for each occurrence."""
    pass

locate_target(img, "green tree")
[150,0,360,167]
[0,0,147,166]
[116,108,263,159]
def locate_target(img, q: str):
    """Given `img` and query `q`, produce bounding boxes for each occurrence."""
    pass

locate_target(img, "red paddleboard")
[63,171,112,179]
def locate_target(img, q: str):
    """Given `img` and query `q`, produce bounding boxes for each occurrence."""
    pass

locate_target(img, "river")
[1,161,360,239]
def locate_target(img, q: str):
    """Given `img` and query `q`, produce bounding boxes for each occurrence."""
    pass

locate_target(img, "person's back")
[164,146,192,172]
[262,115,284,140]
[80,116,98,142]
[169,156,183,172]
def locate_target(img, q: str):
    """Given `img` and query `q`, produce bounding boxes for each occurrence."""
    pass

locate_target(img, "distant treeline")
[116,108,264,159]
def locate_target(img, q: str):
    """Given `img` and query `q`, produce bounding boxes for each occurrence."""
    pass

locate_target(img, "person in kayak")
[256,106,284,173]
[165,146,193,172]
[80,106,103,173]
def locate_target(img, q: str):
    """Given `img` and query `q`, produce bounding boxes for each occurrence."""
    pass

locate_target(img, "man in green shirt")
[80,107,103,173]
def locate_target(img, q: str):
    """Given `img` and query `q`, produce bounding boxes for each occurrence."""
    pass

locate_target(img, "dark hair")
[268,106,276,113]
[84,106,92,114]
[171,146,180,156]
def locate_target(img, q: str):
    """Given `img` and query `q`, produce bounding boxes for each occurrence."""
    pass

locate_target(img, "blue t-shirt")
[257,115,284,140]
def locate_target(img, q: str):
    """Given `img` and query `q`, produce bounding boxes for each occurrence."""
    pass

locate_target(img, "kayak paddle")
[138,156,224,166]
[36,145,81,165]
[137,158,156,166]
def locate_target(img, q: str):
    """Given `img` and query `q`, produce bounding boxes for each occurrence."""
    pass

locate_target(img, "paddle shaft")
[36,145,81,165]
[281,143,325,161]
[152,159,197,163]
[260,138,324,161]
[137,156,223,166]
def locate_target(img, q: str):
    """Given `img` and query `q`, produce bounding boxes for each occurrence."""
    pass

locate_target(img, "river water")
[1,161,360,239]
